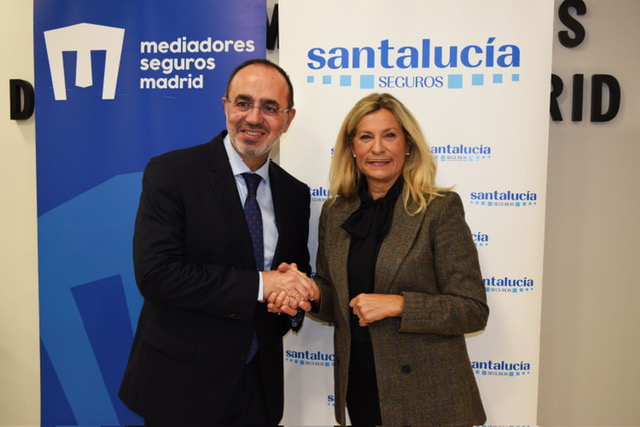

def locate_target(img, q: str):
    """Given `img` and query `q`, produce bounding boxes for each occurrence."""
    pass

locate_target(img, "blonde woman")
[310,93,488,426]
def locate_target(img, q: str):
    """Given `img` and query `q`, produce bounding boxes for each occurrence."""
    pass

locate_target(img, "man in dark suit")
[119,59,317,426]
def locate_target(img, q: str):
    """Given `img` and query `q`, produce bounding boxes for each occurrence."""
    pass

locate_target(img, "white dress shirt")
[223,135,278,301]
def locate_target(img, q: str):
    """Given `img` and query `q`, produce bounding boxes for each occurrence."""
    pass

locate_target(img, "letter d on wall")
[10,79,35,120]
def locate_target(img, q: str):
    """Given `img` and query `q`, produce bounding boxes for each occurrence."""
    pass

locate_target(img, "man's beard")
[229,135,275,158]
[227,118,283,158]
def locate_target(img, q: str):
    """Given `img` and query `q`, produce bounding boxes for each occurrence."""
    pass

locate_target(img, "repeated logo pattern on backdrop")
[279,0,553,425]
[34,1,265,425]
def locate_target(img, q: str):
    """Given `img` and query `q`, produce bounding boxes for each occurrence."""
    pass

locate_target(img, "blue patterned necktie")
[242,173,264,270]
[242,172,262,362]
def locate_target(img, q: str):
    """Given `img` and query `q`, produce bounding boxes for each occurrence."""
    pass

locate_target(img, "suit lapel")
[269,162,292,270]
[204,135,255,269]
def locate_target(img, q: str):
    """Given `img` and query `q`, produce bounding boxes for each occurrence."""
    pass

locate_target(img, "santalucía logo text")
[305,37,522,90]
[310,186,330,203]
[473,231,490,247]
[307,38,520,70]
[286,349,335,367]
[470,190,538,207]
[432,143,492,162]
[483,276,535,293]
[472,360,532,377]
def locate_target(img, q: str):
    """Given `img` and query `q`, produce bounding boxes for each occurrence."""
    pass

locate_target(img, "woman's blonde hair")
[329,92,446,214]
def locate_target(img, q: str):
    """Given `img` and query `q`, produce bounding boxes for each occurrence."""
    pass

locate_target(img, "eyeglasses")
[225,98,291,116]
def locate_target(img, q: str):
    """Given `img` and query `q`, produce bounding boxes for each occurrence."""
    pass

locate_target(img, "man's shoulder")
[269,160,308,191]
[151,131,226,164]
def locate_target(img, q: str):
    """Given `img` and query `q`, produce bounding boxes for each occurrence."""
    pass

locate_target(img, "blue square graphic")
[512,73,520,82]
[307,75,315,83]
[493,74,503,84]
[472,74,484,86]
[322,75,332,85]
[360,75,375,89]
[448,74,463,89]
[340,75,352,87]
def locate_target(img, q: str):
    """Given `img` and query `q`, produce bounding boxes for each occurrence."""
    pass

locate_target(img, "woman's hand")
[349,293,403,327]
[265,262,319,315]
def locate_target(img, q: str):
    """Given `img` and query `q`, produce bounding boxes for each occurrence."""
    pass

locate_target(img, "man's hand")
[264,263,319,316]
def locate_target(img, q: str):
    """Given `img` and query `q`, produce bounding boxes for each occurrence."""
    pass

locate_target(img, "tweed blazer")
[313,191,488,426]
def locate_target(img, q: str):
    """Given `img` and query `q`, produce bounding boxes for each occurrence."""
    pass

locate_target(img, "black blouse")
[341,178,403,342]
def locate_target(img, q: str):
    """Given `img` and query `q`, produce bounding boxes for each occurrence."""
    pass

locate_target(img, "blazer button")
[401,364,412,373]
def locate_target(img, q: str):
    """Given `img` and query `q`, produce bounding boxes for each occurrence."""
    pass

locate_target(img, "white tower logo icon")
[44,23,125,100]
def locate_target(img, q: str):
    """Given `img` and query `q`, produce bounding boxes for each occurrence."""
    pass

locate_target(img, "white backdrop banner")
[279,0,553,425]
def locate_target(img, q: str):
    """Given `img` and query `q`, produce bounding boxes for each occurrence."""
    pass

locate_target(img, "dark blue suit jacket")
[119,131,311,425]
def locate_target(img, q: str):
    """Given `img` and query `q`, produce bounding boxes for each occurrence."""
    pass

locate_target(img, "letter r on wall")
[44,23,125,100]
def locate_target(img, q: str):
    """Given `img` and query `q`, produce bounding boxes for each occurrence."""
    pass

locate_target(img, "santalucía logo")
[310,186,330,197]
[286,349,335,367]
[473,231,489,247]
[310,186,330,203]
[286,350,334,361]
[471,190,537,201]
[432,144,492,162]
[472,360,532,376]
[307,37,520,70]
[432,144,492,155]
[483,276,535,293]
[470,190,538,207]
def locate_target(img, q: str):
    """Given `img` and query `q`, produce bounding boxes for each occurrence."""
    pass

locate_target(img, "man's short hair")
[225,59,295,109]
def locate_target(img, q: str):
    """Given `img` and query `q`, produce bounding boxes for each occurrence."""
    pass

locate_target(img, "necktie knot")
[242,173,261,196]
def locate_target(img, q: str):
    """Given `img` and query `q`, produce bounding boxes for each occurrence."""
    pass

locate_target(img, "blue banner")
[34,1,266,424]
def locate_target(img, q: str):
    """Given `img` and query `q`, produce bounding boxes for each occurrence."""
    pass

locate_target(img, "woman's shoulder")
[438,190,462,204]
[321,196,358,217]
[323,195,358,208]
[419,190,464,217]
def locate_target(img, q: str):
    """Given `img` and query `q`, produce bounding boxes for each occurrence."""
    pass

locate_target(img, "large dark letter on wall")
[591,74,620,122]
[267,4,279,50]
[10,79,35,120]
[550,74,563,121]
[558,0,587,48]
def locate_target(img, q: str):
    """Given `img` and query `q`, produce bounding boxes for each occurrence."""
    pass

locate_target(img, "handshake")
[262,262,319,316]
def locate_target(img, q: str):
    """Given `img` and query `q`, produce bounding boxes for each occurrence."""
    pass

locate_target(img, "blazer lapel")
[375,199,425,294]
[328,197,360,322]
